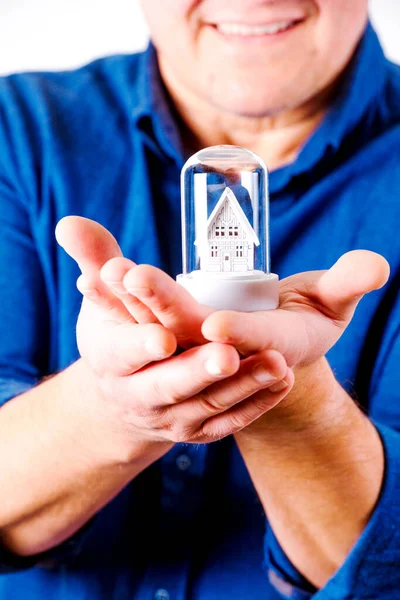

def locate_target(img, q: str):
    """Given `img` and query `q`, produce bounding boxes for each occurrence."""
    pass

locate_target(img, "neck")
[160,58,335,171]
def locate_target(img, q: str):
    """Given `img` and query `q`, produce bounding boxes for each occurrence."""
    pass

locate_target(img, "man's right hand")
[56,216,292,454]
[0,216,292,559]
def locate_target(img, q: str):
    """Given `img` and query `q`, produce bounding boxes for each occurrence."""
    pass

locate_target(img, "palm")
[201,253,390,368]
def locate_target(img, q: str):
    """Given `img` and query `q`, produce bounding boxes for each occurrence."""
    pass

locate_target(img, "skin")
[0,220,292,556]
[141,0,369,167]
[0,0,387,591]
[59,219,388,588]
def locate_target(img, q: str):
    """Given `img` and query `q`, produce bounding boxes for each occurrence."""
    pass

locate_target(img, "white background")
[0,0,399,76]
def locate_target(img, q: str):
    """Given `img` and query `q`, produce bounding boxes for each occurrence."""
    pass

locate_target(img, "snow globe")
[177,145,279,311]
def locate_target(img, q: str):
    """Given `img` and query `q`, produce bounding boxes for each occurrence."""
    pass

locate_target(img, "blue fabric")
[0,21,399,600]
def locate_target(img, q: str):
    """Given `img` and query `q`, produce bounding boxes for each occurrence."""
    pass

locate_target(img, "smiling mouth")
[213,19,304,37]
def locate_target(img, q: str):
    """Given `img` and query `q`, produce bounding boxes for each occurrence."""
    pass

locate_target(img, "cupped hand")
[55,216,292,447]
[202,251,390,368]
[80,216,389,374]
[56,216,389,444]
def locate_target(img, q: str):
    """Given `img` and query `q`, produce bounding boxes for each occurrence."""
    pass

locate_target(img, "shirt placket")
[135,444,208,600]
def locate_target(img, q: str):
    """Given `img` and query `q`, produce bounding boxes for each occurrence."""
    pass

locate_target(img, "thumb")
[316,250,390,321]
[55,216,122,274]
[56,216,131,321]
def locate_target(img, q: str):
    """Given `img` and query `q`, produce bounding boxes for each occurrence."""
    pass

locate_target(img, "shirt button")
[176,454,192,471]
[154,589,170,600]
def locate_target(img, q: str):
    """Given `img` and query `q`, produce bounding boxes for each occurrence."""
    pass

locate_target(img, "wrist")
[235,358,384,589]
[236,357,357,442]
[236,357,384,492]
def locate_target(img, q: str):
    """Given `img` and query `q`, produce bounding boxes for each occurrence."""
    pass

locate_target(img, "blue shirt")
[0,22,400,600]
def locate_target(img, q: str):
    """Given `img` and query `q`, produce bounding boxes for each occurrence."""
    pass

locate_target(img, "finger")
[77,274,135,323]
[200,368,295,441]
[56,216,132,322]
[123,264,213,347]
[100,257,159,324]
[316,250,390,320]
[202,309,311,365]
[202,251,391,363]
[132,342,240,407]
[174,349,288,421]
[56,216,122,273]
[88,321,177,377]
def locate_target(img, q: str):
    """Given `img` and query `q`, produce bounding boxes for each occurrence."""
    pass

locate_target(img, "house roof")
[195,186,260,247]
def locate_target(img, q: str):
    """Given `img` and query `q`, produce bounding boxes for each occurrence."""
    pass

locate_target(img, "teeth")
[216,21,296,36]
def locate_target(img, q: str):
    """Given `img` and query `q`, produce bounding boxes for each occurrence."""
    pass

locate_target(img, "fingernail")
[252,365,277,384]
[205,359,225,377]
[269,380,289,393]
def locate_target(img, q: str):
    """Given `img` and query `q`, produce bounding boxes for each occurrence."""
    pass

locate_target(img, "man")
[0,1,399,598]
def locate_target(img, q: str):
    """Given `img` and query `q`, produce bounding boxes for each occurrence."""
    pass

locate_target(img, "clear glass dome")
[181,145,270,277]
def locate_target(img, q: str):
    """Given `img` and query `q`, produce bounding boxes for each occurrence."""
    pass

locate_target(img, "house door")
[223,252,231,272]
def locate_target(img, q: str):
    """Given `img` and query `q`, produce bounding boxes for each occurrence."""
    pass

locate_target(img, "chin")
[210,91,289,119]
[203,69,298,118]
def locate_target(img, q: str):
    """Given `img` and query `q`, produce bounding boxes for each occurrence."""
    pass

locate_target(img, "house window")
[215,226,225,237]
[210,245,218,258]
[228,226,233,237]
[235,245,243,258]
[234,227,239,237]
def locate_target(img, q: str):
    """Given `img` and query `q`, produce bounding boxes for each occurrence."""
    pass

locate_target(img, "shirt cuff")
[265,525,316,599]
[0,377,36,407]
[0,518,95,574]
[265,421,400,600]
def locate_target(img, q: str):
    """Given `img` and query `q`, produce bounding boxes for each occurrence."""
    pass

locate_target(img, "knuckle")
[196,389,225,414]
[149,376,167,402]
[170,424,195,444]
[234,376,257,399]
[199,420,227,443]
[138,407,172,433]
[226,412,247,434]
[150,374,186,407]
[252,395,272,411]
[147,293,174,315]
[145,369,184,407]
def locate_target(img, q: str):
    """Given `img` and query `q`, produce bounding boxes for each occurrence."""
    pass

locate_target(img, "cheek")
[314,1,368,68]
[314,0,368,38]
[141,0,199,27]
[141,0,201,54]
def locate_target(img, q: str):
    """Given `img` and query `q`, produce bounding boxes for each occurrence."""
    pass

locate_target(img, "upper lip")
[207,14,306,27]
[212,20,303,27]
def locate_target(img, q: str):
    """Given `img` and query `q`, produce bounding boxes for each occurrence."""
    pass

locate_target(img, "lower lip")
[210,20,304,43]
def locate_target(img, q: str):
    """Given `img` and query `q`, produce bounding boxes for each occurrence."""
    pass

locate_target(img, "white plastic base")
[177,270,279,311]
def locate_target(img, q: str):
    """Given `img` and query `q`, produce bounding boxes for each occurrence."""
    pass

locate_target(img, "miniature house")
[195,187,260,273]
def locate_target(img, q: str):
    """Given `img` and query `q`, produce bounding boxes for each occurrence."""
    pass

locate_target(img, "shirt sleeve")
[264,526,317,600]
[0,518,95,574]
[0,174,48,404]
[265,312,400,599]
[0,87,94,571]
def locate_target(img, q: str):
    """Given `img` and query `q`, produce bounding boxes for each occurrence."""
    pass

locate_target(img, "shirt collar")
[269,22,389,193]
[133,23,388,186]
[132,42,184,166]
